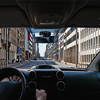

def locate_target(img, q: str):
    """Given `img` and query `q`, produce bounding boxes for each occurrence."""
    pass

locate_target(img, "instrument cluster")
[1,75,21,82]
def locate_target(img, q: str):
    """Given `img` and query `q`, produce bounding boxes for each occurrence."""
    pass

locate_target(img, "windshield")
[0,27,98,69]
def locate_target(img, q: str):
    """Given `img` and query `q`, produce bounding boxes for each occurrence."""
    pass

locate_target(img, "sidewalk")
[53,59,88,69]
[53,59,76,68]
[8,60,29,67]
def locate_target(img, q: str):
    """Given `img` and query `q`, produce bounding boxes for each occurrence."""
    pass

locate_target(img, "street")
[13,60,71,69]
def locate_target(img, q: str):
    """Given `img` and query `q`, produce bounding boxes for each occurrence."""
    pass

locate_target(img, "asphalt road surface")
[15,60,71,69]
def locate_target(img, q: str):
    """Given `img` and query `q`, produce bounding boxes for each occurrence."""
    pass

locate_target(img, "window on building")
[84,29,86,38]
[81,30,83,38]
[64,43,65,47]
[99,35,100,46]
[87,41,88,50]
[89,40,90,49]
[3,28,5,40]
[69,30,71,35]
[91,39,92,48]
[85,28,87,36]
[89,55,90,62]
[94,38,95,48]
[85,41,87,50]
[87,55,88,63]
[82,43,83,51]
[88,28,89,35]
[90,28,92,34]
[91,28,93,32]
[71,37,73,41]
[96,28,98,31]
[83,42,84,51]
[96,37,98,47]
[85,41,86,50]
[89,28,90,34]
[83,29,85,38]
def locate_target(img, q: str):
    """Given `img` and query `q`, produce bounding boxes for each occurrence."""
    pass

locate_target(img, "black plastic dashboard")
[20,65,100,100]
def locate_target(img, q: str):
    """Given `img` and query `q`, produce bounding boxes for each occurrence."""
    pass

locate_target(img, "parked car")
[34,57,37,60]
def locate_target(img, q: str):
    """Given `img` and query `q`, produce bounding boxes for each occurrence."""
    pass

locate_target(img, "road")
[15,60,71,69]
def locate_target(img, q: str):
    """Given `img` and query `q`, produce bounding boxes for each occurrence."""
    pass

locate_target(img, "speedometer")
[9,75,21,81]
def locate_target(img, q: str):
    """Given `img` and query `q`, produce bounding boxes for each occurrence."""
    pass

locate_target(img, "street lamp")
[6,28,8,67]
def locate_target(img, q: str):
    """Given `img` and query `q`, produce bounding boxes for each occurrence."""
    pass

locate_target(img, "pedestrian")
[12,59,13,64]
[14,59,15,63]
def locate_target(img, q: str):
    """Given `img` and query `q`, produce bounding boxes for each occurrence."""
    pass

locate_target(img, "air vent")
[56,81,65,91]
[28,81,37,91]
[28,71,37,80]
[56,71,64,80]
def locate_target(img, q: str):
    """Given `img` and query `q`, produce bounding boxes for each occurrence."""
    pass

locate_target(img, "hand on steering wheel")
[36,89,47,100]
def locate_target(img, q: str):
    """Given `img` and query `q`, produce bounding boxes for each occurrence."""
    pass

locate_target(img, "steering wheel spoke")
[0,67,26,100]
[0,81,20,99]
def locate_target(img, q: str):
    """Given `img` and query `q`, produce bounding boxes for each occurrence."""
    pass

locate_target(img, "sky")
[31,28,58,56]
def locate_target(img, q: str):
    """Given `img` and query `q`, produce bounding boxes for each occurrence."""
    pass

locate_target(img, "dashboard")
[24,65,66,99]
[1,65,100,100]
[22,65,100,100]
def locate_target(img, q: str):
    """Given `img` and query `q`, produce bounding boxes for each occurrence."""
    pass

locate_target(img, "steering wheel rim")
[0,67,26,100]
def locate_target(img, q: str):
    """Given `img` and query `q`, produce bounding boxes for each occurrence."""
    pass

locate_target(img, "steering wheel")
[0,67,26,100]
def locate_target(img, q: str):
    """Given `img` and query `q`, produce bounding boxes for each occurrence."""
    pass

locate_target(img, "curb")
[8,61,29,68]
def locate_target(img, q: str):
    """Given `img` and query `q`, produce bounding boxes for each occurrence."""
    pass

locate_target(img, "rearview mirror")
[35,36,58,43]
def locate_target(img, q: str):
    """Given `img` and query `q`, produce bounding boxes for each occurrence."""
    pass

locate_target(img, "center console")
[27,65,66,98]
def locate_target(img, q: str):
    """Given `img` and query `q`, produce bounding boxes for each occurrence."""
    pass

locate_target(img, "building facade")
[64,28,79,66]
[9,28,17,64]
[52,30,59,61]
[0,28,11,67]
[16,28,25,63]
[45,27,79,67]
[25,29,36,60]
[32,33,36,59]
[0,28,26,67]
[79,28,100,68]
[36,43,40,58]
[45,28,100,68]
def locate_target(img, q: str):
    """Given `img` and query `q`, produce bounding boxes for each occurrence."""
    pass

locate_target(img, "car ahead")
[34,57,37,60]
[43,57,46,60]
[0,0,100,100]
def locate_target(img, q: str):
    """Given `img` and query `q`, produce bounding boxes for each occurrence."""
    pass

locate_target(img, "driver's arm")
[36,89,47,100]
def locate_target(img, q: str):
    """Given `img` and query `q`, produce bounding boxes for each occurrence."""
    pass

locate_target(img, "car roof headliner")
[0,0,100,28]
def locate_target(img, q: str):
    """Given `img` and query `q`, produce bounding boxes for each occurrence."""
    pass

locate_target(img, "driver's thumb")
[36,89,39,92]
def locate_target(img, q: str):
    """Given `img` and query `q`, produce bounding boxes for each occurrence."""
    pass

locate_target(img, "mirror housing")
[35,36,58,43]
